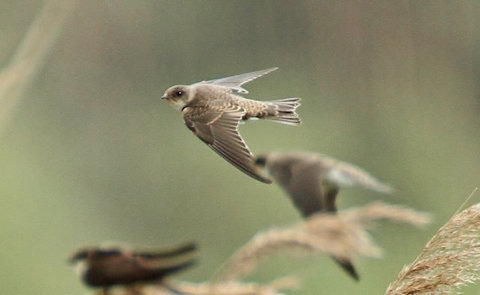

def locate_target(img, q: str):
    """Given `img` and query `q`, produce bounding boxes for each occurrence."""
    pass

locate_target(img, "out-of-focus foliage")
[0,1,479,294]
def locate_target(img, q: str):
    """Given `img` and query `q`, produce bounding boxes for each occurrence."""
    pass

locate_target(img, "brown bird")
[69,242,196,289]
[255,151,393,280]
[161,68,301,183]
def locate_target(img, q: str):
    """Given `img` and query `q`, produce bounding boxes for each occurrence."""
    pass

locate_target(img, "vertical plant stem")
[0,0,76,135]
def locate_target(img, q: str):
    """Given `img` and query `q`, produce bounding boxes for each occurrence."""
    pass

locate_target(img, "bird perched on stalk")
[69,242,196,290]
[255,151,393,280]
[161,68,301,183]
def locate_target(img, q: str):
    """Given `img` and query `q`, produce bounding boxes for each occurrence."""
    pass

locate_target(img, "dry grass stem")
[385,202,480,294]
[217,227,380,282]
[174,277,297,295]
[0,0,76,135]
[335,201,432,228]
[96,277,297,295]
[217,202,430,282]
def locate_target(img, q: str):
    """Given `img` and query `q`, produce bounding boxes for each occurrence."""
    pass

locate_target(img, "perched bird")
[255,151,393,280]
[161,68,301,183]
[69,242,196,289]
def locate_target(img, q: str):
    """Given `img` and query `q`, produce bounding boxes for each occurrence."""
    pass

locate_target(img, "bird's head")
[69,248,93,279]
[69,246,125,281]
[255,152,297,184]
[161,85,192,110]
[255,153,279,176]
[69,249,89,266]
[254,154,268,168]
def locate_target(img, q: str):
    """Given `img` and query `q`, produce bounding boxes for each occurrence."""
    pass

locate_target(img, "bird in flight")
[162,68,301,183]
[255,151,393,280]
[69,242,196,289]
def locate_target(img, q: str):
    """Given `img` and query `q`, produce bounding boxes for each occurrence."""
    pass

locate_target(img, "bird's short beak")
[161,95,167,100]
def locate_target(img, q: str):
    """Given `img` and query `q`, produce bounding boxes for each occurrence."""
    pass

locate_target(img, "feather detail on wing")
[135,242,196,260]
[134,249,196,272]
[323,159,393,194]
[195,67,278,94]
[183,106,271,183]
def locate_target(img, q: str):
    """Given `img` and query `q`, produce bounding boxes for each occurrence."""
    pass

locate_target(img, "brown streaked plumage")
[69,242,196,289]
[161,68,301,183]
[255,151,393,280]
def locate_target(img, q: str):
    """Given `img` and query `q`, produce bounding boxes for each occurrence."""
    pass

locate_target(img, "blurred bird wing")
[183,106,271,183]
[284,162,333,216]
[324,160,393,193]
[196,67,278,94]
[134,250,196,273]
[136,242,197,259]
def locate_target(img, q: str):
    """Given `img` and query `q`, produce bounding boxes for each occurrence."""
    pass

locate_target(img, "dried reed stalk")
[338,201,432,226]
[84,202,429,294]
[385,201,480,294]
[0,0,76,135]
[174,277,297,295]
[216,202,430,282]
[95,277,297,295]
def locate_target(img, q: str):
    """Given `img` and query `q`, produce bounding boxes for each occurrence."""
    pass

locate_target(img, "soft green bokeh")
[1,1,479,294]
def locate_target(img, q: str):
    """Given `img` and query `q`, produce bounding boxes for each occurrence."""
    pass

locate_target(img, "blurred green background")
[1,1,479,294]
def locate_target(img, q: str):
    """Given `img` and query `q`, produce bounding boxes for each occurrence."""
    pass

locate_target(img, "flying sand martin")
[69,242,196,289]
[161,68,301,183]
[255,151,393,280]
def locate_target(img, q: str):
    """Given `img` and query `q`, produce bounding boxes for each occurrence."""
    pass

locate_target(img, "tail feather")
[265,97,301,126]
[332,256,360,281]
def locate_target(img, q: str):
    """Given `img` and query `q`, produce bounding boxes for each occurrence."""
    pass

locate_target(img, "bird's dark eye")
[176,91,183,96]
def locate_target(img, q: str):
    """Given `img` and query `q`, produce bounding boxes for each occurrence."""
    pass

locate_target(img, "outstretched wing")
[323,158,393,194]
[196,67,278,94]
[281,161,336,216]
[183,106,271,183]
[136,242,197,259]
[133,246,197,278]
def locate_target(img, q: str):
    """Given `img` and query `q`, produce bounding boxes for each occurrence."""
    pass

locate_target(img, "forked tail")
[265,97,301,126]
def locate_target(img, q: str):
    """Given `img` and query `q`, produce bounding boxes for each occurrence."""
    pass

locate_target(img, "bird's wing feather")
[136,243,196,260]
[282,161,332,216]
[324,160,393,193]
[134,251,196,272]
[195,67,278,94]
[183,106,271,183]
